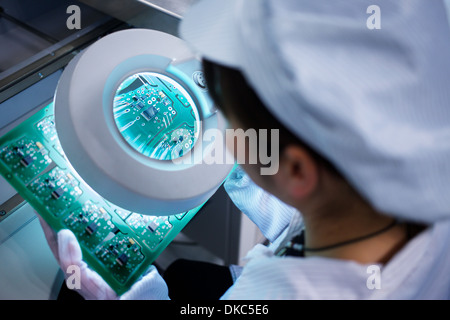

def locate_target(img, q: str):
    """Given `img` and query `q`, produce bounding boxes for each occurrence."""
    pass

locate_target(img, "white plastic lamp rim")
[54,29,234,216]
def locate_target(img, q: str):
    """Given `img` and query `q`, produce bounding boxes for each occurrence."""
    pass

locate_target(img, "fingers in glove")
[56,229,117,300]
[120,266,169,300]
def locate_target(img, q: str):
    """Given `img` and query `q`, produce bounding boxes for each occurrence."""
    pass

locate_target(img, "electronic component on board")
[141,106,159,121]
[116,253,129,266]
[20,155,34,167]
[51,187,64,200]
[86,222,99,235]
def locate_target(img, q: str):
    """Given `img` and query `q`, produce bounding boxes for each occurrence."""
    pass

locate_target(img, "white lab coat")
[220,168,450,300]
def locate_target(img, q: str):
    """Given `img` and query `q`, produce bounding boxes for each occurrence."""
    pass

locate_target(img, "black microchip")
[136,101,146,110]
[86,222,98,235]
[141,106,159,121]
[116,253,129,266]
[51,187,64,199]
[20,155,34,167]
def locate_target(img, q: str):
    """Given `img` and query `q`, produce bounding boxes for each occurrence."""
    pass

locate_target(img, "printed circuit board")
[113,72,200,160]
[0,102,203,295]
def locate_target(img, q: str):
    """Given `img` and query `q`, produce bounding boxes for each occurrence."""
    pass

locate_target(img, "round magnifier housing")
[54,29,233,216]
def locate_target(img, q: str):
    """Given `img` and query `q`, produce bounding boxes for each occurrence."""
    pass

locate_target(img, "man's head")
[181,0,450,223]
[203,59,357,214]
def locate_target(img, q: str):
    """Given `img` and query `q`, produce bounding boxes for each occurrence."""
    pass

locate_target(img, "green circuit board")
[113,72,200,160]
[0,102,203,295]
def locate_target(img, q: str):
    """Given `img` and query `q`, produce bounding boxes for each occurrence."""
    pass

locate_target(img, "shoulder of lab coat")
[222,213,450,300]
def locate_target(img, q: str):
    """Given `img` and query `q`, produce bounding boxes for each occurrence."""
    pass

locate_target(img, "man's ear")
[273,145,319,200]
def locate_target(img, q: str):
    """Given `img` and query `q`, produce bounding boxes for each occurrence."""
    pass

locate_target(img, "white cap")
[180,0,450,224]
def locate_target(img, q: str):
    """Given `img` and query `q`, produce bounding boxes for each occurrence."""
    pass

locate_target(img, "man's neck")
[299,194,408,264]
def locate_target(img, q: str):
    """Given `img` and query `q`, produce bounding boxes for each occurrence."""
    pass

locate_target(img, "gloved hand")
[37,215,170,300]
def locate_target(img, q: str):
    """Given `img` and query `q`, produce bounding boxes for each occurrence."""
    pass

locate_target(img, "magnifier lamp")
[54,29,233,216]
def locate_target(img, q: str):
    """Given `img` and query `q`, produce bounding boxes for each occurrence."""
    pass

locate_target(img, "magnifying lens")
[112,72,200,161]
[54,29,233,216]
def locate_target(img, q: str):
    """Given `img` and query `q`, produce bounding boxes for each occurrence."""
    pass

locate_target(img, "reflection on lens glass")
[113,72,200,160]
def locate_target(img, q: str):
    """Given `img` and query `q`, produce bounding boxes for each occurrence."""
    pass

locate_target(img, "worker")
[39,0,450,299]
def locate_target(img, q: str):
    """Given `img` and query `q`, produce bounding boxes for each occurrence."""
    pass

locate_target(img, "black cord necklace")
[279,219,399,257]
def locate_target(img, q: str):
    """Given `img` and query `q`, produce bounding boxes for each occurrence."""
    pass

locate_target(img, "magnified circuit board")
[113,72,200,160]
[0,102,204,295]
